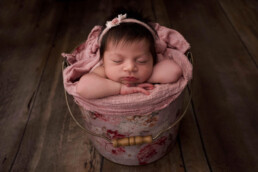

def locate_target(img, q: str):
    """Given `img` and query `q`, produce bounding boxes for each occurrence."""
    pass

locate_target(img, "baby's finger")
[137,83,154,90]
[136,87,150,95]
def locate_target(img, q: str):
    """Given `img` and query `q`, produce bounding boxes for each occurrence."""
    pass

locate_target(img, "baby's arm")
[76,66,153,99]
[148,59,182,84]
[77,73,121,99]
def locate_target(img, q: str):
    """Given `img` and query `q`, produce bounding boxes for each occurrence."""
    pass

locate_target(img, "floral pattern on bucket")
[126,111,159,128]
[95,137,126,156]
[137,136,167,165]
[98,128,128,156]
[88,112,122,125]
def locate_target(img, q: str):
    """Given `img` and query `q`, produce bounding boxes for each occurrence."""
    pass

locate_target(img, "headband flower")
[106,14,127,28]
[99,13,157,44]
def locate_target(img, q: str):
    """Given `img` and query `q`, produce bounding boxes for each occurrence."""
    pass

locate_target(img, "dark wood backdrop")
[1,0,257,171]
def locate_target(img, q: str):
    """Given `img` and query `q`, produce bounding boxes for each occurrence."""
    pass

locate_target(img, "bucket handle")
[62,51,193,147]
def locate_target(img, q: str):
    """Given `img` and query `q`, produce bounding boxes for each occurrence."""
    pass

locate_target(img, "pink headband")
[98,14,158,44]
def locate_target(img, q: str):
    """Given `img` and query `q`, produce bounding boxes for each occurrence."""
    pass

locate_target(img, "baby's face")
[103,39,153,85]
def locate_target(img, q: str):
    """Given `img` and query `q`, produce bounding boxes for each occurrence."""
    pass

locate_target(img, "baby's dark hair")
[99,8,157,64]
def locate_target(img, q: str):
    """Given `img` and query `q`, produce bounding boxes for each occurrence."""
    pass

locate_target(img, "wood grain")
[10,1,107,171]
[218,0,258,65]
[178,90,211,172]
[0,0,63,171]
[164,0,258,171]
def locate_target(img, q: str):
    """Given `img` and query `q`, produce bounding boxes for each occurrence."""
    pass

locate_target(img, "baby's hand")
[120,83,154,95]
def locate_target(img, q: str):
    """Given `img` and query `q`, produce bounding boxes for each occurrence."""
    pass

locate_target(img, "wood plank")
[164,0,258,171]
[178,91,211,172]
[10,1,107,171]
[0,0,63,171]
[218,0,258,65]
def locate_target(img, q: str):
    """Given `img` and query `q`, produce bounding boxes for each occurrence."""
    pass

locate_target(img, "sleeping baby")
[76,11,182,99]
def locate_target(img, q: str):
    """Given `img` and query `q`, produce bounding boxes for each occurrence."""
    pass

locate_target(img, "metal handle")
[62,51,193,147]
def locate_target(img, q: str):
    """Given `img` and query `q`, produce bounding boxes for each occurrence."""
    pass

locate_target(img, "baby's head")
[99,10,157,85]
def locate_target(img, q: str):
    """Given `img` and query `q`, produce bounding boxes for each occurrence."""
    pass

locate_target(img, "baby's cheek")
[105,69,119,82]
[141,66,153,81]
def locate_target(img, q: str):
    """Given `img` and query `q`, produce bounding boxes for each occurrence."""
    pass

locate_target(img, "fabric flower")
[106,14,127,28]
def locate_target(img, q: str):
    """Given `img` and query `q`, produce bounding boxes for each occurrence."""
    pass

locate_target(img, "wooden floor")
[1,0,258,171]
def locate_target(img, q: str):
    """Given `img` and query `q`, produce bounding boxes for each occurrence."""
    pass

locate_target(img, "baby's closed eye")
[136,57,150,64]
[136,59,148,63]
[112,58,123,63]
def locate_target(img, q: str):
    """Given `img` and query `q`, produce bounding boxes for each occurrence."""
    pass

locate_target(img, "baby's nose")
[123,61,137,72]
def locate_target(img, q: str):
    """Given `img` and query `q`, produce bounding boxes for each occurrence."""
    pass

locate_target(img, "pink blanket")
[62,23,192,116]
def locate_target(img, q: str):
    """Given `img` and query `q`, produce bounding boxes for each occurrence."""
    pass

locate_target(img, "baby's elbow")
[174,67,183,80]
[76,76,95,99]
[76,81,88,99]
[171,66,183,83]
[162,67,183,83]
[169,71,183,84]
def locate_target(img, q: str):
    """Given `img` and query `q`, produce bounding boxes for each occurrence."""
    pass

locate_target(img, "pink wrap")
[62,23,192,116]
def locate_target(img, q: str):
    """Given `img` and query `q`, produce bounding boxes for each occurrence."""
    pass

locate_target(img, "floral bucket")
[62,52,193,166]
[79,93,184,165]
